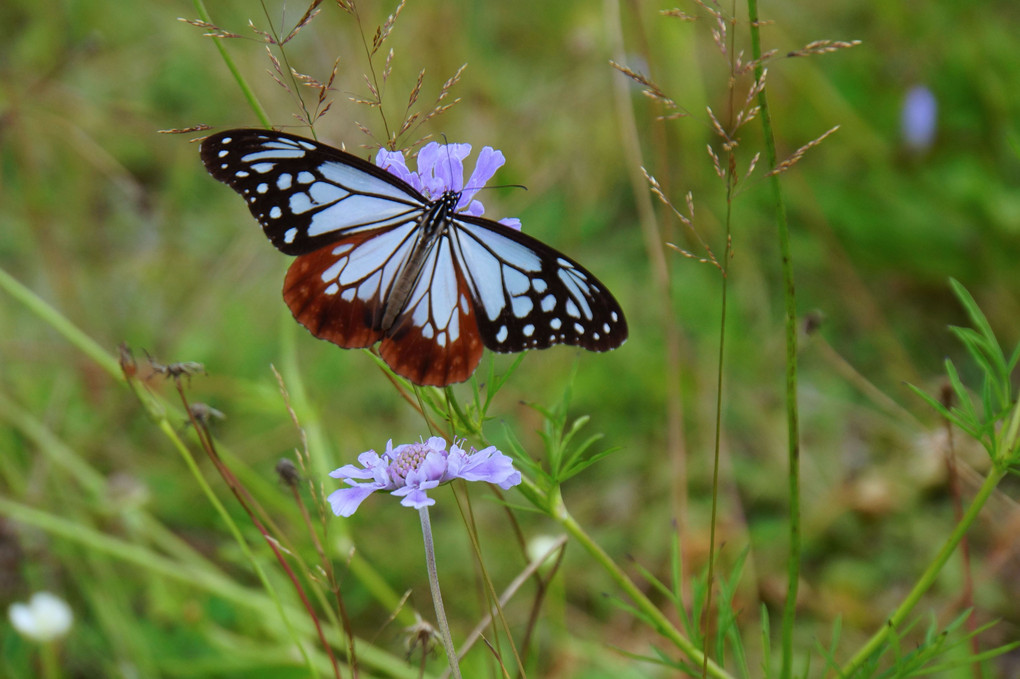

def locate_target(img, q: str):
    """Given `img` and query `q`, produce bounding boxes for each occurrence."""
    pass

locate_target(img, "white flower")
[527,534,565,571]
[8,591,73,642]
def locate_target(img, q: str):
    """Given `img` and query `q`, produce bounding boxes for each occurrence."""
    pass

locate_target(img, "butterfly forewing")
[452,215,627,353]
[201,129,425,255]
[201,128,627,386]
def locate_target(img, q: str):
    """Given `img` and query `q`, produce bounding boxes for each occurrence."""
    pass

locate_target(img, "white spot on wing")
[504,268,530,296]
[357,270,382,301]
[309,182,345,204]
[511,296,533,317]
[321,260,343,283]
[559,269,593,319]
[242,149,305,162]
[290,192,314,214]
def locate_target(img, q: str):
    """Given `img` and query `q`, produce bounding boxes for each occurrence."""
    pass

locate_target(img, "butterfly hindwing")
[379,235,485,385]
[282,222,486,385]
[201,129,425,255]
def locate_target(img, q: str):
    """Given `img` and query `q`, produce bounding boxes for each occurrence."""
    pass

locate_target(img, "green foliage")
[910,279,1020,466]
[504,373,618,494]
[2,0,1020,677]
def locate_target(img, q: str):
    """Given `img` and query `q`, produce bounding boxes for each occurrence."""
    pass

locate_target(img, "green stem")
[192,0,272,128]
[419,506,462,679]
[549,489,735,679]
[840,464,1007,676]
[0,496,419,677]
[0,265,119,379]
[746,2,801,676]
[39,642,59,679]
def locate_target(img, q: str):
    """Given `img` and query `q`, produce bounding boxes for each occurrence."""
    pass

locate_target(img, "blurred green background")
[2,0,1020,676]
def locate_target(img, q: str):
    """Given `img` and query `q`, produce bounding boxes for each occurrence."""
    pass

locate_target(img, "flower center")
[389,442,431,482]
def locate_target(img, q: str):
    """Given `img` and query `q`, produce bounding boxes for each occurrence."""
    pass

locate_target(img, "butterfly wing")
[283,222,485,386]
[200,129,426,255]
[202,129,478,383]
[376,233,486,386]
[450,215,628,353]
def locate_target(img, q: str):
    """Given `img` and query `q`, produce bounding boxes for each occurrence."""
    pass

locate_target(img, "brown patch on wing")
[283,240,385,350]
[378,265,484,386]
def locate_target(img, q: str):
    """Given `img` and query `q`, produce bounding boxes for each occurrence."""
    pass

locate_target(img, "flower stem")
[550,489,735,679]
[746,1,801,676]
[191,0,271,129]
[840,464,1007,676]
[39,642,59,679]
[419,506,462,679]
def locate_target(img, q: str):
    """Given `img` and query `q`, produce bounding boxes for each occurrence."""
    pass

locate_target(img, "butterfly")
[200,129,627,386]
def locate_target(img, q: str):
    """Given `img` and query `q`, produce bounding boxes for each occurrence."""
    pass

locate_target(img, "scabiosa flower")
[8,592,73,643]
[902,85,937,152]
[376,143,522,230]
[327,436,522,517]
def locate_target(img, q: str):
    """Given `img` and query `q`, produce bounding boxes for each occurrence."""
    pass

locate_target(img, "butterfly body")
[201,129,626,386]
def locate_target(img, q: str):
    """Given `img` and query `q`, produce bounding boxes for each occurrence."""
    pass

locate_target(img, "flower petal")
[378,148,423,193]
[425,436,448,452]
[396,486,435,509]
[327,485,378,517]
[459,146,505,208]
[431,143,470,189]
[8,592,73,642]
[462,199,486,217]
[448,445,521,487]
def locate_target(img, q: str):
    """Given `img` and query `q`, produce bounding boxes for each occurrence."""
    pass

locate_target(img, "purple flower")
[902,85,937,152]
[376,143,522,230]
[327,436,522,517]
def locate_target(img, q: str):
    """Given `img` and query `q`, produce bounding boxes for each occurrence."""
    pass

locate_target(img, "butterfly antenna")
[475,183,527,193]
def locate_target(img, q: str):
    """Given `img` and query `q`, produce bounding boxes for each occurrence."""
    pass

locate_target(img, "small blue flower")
[376,143,522,230]
[902,85,937,152]
[328,436,522,517]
